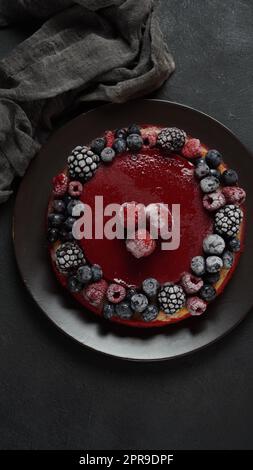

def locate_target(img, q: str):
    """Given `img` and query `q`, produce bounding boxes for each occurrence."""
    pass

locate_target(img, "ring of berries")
[48,123,246,327]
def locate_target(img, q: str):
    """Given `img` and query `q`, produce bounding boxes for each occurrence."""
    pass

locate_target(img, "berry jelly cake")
[47,124,246,327]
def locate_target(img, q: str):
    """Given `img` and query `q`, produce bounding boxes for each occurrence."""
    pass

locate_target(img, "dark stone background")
[0,0,252,450]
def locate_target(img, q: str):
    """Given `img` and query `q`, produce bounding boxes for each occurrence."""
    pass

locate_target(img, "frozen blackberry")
[68,146,100,181]
[158,283,186,315]
[199,284,216,302]
[115,302,133,320]
[157,127,186,152]
[103,303,115,320]
[55,242,85,272]
[141,305,159,322]
[131,293,149,313]
[142,278,160,298]
[214,205,243,238]
[90,137,106,155]
[228,237,241,252]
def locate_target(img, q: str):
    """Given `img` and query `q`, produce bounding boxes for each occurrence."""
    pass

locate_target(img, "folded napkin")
[0,0,175,203]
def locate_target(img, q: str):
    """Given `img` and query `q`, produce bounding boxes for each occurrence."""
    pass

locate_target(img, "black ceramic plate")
[13,100,253,361]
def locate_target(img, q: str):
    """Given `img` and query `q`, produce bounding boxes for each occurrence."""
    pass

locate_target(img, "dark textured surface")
[0,0,253,450]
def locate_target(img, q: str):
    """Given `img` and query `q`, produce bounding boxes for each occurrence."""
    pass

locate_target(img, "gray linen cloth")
[0,0,175,203]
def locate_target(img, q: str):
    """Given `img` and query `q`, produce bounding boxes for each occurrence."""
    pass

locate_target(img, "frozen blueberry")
[60,229,74,242]
[228,237,241,252]
[90,137,106,155]
[221,169,239,186]
[67,199,83,216]
[64,216,76,231]
[127,124,141,136]
[113,138,127,154]
[205,149,223,168]
[210,169,221,179]
[142,278,160,298]
[101,147,116,163]
[222,250,234,269]
[52,199,66,214]
[195,162,210,179]
[115,128,127,139]
[67,276,83,293]
[115,302,133,320]
[47,228,59,243]
[200,176,220,193]
[77,265,92,284]
[91,264,103,282]
[127,134,143,152]
[191,256,205,276]
[48,213,65,228]
[203,234,225,255]
[131,293,149,313]
[204,272,220,285]
[103,303,115,320]
[199,284,217,302]
[206,256,223,273]
[126,288,138,301]
[141,305,159,322]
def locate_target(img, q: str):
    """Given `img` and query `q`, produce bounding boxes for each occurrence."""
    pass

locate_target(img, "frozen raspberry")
[203,190,226,212]
[182,138,201,159]
[68,181,83,197]
[52,173,69,196]
[104,130,115,148]
[126,229,156,259]
[181,272,203,294]
[106,283,126,304]
[118,202,145,230]
[222,186,246,206]
[146,203,172,238]
[186,297,207,316]
[83,280,108,308]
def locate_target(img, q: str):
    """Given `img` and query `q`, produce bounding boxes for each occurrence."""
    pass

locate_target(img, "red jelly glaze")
[79,149,213,286]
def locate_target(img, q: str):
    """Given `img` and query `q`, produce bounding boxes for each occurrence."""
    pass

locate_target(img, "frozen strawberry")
[182,138,201,159]
[118,201,146,230]
[52,173,69,196]
[83,279,108,309]
[222,186,246,206]
[146,203,172,238]
[126,229,156,259]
